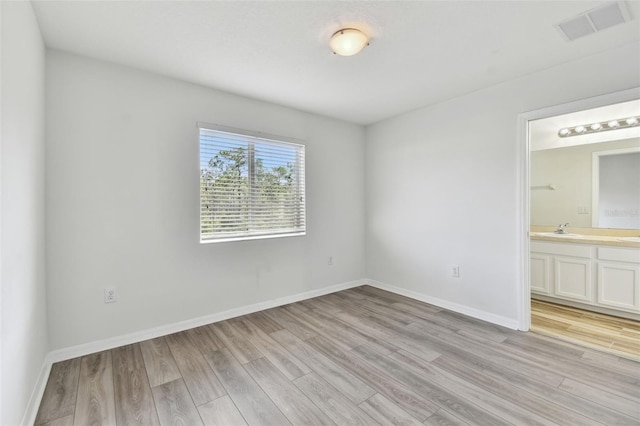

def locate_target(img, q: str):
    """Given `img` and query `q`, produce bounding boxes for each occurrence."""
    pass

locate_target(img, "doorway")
[518,88,640,360]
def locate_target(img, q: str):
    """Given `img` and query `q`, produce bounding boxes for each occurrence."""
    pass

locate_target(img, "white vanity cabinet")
[596,247,640,312]
[531,240,640,315]
[531,242,594,303]
[530,253,551,294]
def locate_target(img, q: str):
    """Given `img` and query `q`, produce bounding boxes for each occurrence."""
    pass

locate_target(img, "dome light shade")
[330,28,369,56]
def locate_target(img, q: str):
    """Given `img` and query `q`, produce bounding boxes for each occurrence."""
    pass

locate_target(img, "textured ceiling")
[32,1,640,125]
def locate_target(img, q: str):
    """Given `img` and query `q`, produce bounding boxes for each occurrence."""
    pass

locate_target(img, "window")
[199,124,306,243]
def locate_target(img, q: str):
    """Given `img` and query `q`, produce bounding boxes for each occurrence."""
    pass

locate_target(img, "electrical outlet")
[104,287,117,303]
[451,266,460,278]
[328,256,334,266]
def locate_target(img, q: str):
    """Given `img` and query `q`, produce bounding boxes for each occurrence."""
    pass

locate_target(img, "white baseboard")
[44,276,519,363]
[47,279,366,364]
[21,357,52,426]
[364,279,520,330]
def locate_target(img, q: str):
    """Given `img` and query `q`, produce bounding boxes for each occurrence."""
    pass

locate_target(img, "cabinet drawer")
[531,241,592,258]
[598,247,640,263]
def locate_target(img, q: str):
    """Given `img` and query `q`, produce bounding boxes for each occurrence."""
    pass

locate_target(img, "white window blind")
[199,125,306,243]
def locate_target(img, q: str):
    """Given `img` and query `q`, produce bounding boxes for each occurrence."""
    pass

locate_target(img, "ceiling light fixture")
[558,115,640,138]
[330,28,369,56]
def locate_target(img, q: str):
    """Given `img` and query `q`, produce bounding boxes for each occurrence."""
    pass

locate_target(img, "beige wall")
[531,137,640,228]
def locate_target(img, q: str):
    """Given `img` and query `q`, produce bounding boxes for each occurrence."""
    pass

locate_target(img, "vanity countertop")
[529,232,640,248]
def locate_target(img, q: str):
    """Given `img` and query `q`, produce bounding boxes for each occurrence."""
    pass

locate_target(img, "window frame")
[198,123,306,244]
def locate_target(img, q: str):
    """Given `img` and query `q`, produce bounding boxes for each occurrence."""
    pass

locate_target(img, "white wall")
[365,42,640,325]
[531,138,640,228]
[46,51,365,350]
[1,2,49,425]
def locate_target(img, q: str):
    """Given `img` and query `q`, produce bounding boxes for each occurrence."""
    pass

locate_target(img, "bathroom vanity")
[530,232,640,318]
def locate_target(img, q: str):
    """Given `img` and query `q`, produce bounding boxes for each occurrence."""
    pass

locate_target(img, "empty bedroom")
[1,1,639,425]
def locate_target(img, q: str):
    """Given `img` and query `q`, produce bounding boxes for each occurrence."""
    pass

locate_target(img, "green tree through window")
[200,127,305,242]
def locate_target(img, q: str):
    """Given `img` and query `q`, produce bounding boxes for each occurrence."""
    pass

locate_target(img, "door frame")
[516,87,640,331]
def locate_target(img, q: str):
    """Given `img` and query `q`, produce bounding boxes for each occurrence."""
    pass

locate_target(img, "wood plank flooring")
[531,299,640,361]
[36,286,640,425]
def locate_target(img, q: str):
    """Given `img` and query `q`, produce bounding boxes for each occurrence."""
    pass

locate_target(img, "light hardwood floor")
[36,286,640,425]
[531,299,640,362]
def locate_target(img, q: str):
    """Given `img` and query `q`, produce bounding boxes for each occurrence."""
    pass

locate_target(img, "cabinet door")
[530,254,551,294]
[597,262,640,313]
[554,257,593,303]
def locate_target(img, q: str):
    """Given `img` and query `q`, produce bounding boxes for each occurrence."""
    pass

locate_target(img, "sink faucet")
[555,223,569,234]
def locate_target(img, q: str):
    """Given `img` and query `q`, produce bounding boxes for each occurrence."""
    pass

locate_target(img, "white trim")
[517,87,640,332]
[592,151,599,228]
[20,358,51,426]
[516,111,532,331]
[196,121,305,146]
[365,279,521,330]
[47,279,365,363]
[200,231,306,245]
[0,3,3,420]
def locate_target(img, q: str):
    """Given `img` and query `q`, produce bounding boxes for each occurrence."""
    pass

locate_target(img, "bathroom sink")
[532,232,585,238]
[617,237,640,242]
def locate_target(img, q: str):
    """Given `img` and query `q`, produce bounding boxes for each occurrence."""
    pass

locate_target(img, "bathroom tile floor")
[531,299,640,361]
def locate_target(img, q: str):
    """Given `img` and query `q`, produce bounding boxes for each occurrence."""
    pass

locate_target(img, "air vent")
[557,15,595,40]
[555,1,632,41]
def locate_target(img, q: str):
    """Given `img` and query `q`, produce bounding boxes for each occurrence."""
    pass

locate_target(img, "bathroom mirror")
[592,147,640,229]
[530,99,640,230]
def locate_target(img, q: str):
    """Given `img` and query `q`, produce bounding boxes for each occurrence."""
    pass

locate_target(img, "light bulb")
[626,117,638,126]
[558,128,570,137]
[607,120,619,128]
[590,123,602,131]
[574,125,586,133]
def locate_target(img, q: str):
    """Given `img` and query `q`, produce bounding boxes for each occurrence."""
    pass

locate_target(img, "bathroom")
[528,97,639,359]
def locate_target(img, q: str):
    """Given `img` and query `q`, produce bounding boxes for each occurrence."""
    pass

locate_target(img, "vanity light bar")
[558,115,640,138]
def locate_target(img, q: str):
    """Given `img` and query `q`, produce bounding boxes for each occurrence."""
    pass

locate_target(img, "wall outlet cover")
[451,266,461,278]
[104,287,117,303]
